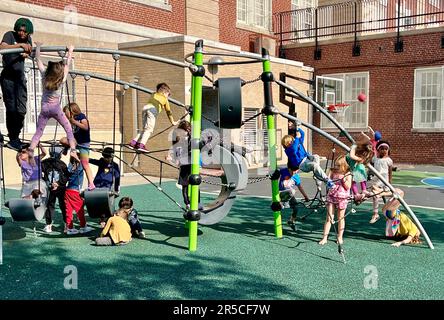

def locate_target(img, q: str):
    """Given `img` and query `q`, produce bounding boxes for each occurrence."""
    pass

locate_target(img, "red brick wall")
[18,0,186,34]
[283,32,444,165]
[219,0,292,52]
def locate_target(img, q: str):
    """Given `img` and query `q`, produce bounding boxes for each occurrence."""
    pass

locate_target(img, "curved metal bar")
[278,111,434,250]
[69,70,187,108]
[184,51,266,65]
[275,79,355,143]
[0,46,194,70]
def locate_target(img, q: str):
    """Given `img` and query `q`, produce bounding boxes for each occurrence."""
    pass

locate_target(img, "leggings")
[351,181,367,195]
[30,100,76,151]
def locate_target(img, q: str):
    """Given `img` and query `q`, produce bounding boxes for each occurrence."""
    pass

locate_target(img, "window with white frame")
[291,0,318,40]
[237,0,272,30]
[0,57,71,134]
[414,67,444,129]
[320,72,369,130]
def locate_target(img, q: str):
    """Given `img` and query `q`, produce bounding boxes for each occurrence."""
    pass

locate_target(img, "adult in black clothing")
[0,18,33,150]
[41,145,69,233]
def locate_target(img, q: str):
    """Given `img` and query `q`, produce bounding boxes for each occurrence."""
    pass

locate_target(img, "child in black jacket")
[41,145,69,233]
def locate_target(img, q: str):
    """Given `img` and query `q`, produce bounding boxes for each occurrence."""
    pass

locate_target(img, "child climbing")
[129,82,178,152]
[28,42,79,162]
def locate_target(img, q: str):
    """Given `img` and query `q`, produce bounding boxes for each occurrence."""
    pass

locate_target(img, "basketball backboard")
[315,76,344,107]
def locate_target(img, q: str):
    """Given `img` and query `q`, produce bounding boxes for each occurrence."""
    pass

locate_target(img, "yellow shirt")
[149,92,171,115]
[397,212,419,238]
[100,215,131,244]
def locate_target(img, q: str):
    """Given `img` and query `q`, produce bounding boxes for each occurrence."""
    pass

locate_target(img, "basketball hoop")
[327,103,350,113]
[327,103,350,122]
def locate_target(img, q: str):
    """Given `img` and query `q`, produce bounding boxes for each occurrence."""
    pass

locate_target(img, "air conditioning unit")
[251,35,276,56]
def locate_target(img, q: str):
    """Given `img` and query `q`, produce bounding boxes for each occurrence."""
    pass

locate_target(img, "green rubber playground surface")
[0,182,443,300]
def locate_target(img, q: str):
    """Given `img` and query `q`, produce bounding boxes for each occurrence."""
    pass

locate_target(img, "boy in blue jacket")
[281,128,333,190]
[89,147,120,195]
[279,167,310,231]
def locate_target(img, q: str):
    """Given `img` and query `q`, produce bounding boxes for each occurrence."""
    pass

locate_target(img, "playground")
[0,165,443,300]
[0,32,442,302]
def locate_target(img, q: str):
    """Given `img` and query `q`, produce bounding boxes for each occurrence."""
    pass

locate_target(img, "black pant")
[0,73,27,141]
[182,185,201,207]
[44,188,67,225]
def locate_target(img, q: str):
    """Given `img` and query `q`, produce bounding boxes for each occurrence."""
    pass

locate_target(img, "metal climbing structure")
[0,39,434,263]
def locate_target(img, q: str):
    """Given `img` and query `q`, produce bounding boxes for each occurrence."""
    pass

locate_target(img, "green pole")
[261,49,282,238]
[187,40,205,251]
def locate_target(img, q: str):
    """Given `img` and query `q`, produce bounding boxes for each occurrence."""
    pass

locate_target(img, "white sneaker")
[79,226,94,234]
[42,224,52,233]
[66,228,79,235]
[63,224,68,234]
[138,231,146,238]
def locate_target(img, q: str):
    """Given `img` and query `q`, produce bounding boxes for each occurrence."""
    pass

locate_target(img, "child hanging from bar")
[346,130,374,205]
[281,126,334,190]
[28,43,79,162]
[60,102,95,190]
[279,165,310,232]
[128,83,178,152]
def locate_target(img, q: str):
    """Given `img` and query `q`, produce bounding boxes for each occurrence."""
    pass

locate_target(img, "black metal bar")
[273,0,444,44]
[159,162,163,187]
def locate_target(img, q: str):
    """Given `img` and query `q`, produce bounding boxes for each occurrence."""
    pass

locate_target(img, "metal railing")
[274,0,444,49]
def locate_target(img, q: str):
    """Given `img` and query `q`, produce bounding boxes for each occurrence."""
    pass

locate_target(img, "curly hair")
[14,18,34,35]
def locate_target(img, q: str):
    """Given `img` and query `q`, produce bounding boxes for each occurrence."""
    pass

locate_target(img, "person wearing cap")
[368,140,393,224]
[0,18,34,150]
[89,147,120,194]
[41,145,69,233]
[382,189,421,247]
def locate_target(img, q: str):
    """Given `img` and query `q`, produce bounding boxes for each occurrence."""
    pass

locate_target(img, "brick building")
[1,0,313,184]
[274,0,444,165]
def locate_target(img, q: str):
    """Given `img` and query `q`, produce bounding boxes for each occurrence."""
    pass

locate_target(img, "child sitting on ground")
[95,211,132,246]
[281,128,333,190]
[16,143,47,199]
[382,189,421,247]
[346,131,374,204]
[116,197,145,238]
[129,82,178,152]
[279,166,310,231]
[319,155,352,246]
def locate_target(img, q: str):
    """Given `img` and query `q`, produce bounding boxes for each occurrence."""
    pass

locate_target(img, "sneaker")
[138,231,146,238]
[287,220,297,232]
[79,226,94,234]
[369,214,380,224]
[129,139,138,148]
[63,223,68,234]
[6,139,22,151]
[66,228,79,235]
[42,224,52,233]
[137,144,148,152]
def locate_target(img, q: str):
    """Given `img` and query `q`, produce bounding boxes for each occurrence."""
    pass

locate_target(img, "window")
[414,67,444,129]
[242,108,275,165]
[320,72,369,130]
[291,0,317,40]
[0,57,71,134]
[396,2,413,30]
[237,0,272,31]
